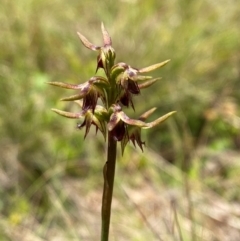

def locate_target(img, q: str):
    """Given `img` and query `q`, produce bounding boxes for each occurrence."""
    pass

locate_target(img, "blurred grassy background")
[1,0,240,240]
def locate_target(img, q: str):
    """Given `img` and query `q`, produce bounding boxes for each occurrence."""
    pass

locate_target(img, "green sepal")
[61,93,85,101]
[131,75,152,82]
[138,78,161,89]
[138,108,157,121]
[77,32,100,51]
[121,130,129,155]
[101,22,112,46]
[143,111,176,129]
[138,60,170,73]
[47,82,81,89]
[51,109,82,119]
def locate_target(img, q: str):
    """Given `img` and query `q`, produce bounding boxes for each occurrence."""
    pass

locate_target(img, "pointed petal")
[77,119,86,129]
[96,54,104,72]
[99,119,107,140]
[129,94,135,111]
[121,132,129,155]
[138,78,161,89]
[119,111,148,127]
[138,60,170,73]
[131,75,152,81]
[132,129,145,152]
[101,22,112,46]
[83,115,93,138]
[77,32,100,51]
[60,93,85,101]
[135,138,145,152]
[139,107,157,121]
[143,111,176,129]
[47,82,82,90]
[51,109,82,119]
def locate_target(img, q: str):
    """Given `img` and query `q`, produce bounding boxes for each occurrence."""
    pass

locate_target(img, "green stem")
[101,133,117,241]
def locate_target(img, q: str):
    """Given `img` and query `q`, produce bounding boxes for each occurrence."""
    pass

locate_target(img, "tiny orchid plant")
[48,23,175,241]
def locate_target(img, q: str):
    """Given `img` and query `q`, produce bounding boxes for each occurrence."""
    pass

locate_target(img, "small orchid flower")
[77,23,115,74]
[48,76,108,113]
[111,60,170,109]
[107,104,147,141]
[52,104,108,139]
[108,105,176,152]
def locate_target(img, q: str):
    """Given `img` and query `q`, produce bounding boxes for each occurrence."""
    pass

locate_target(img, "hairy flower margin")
[48,23,176,153]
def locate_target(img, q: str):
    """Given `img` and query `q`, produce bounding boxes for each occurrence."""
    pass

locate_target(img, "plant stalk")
[101,132,117,241]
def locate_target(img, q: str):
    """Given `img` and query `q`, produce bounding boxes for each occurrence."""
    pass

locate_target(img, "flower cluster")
[49,23,175,152]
